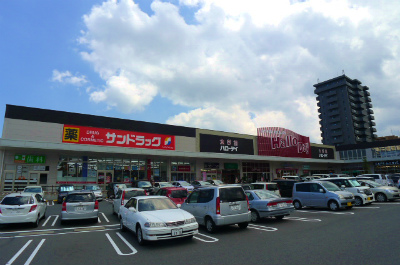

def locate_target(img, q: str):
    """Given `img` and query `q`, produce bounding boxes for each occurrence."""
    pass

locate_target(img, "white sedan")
[0,193,47,227]
[119,196,198,245]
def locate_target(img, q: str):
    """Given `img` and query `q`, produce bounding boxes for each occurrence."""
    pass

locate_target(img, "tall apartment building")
[314,75,377,146]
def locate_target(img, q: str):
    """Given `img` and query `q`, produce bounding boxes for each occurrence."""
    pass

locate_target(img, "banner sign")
[14,155,46,164]
[62,125,175,151]
[257,127,311,158]
[200,134,254,155]
[311,146,335,159]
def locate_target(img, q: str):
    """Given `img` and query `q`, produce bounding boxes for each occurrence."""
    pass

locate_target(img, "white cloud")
[78,0,400,143]
[51,70,87,86]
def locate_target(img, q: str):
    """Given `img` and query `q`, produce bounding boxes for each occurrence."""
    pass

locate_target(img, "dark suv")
[57,184,75,203]
[272,179,299,197]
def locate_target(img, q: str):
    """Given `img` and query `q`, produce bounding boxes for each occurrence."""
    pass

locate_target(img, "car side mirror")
[129,207,136,212]
[177,204,181,208]
[319,189,325,193]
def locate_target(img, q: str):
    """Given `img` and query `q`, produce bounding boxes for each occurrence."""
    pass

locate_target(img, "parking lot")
[0,199,399,265]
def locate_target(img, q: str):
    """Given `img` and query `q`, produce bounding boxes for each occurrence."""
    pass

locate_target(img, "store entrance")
[222,169,240,184]
[97,170,113,190]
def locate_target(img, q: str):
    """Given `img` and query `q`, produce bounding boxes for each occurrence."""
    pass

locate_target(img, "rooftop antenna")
[342,70,345,75]
[317,78,319,83]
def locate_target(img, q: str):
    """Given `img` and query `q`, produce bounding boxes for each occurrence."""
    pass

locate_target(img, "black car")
[57,184,75,203]
[272,179,299,198]
[131,180,155,194]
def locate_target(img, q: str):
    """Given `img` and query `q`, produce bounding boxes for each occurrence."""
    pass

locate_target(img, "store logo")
[63,127,80,143]
[165,137,172,146]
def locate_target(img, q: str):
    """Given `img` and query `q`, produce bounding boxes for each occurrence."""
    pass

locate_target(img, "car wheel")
[375,193,387,202]
[250,210,260,222]
[120,218,126,232]
[275,215,284,220]
[293,200,302,210]
[136,226,146,245]
[205,217,217,233]
[32,215,40,228]
[328,200,339,211]
[238,222,249,229]
[355,197,363,206]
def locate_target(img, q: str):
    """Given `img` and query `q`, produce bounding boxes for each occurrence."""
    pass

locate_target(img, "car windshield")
[320,181,340,191]
[66,193,95,203]
[85,185,100,191]
[1,196,31,205]
[363,180,382,187]
[347,179,361,187]
[126,190,146,198]
[24,187,42,193]
[213,180,224,185]
[115,184,127,189]
[160,183,174,188]
[138,198,177,211]
[220,187,246,202]
[138,182,151,188]
[254,190,280,199]
[179,181,191,186]
[198,181,212,186]
[170,190,187,198]
[60,186,74,192]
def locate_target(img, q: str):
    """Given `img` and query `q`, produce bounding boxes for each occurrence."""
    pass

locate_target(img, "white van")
[282,176,301,181]
[358,174,392,186]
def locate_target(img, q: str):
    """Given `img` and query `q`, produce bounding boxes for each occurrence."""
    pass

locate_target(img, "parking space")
[1,200,400,265]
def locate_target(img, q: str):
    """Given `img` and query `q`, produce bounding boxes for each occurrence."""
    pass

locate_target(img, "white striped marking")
[6,240,32,264]
[355,206,380,209]
[51,215,59,226]
[285,217,321,222]
[248,224,278,232]
[193,233,219,242]
[101,212,110,222]
[106,233,137,255]
[24,239,46,265]
[297,210,354,215]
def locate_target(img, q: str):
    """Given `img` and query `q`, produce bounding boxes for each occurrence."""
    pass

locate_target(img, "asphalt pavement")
[1,199,399,265]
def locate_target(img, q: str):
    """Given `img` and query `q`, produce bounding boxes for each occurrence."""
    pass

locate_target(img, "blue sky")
[1,0,400,143]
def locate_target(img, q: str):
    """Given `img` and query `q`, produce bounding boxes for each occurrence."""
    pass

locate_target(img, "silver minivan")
[181,186,251,233]
[292,181,355,211]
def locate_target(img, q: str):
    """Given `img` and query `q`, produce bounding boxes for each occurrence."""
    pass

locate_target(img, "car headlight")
[357,189,365,194]
[184,217,196,224]
[338,194,344,199]
[144,222,166,228]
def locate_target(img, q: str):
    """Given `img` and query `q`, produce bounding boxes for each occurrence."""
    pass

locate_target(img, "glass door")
[97,170,114,190]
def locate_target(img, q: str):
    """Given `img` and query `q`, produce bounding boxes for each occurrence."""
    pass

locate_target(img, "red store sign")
[62,125,175,150]
[257,127,311,158]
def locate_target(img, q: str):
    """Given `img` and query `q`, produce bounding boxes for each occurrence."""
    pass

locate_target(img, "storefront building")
[0,105,343,192]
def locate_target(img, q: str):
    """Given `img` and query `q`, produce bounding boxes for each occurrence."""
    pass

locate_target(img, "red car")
[155,187,188,205]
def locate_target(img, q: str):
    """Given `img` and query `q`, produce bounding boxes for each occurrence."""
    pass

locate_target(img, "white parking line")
[285,217,322,222]
[6,240,32,264]
[25,239,46,265]
[106,233,137,255]
[101,212,110,223]
[372,202,400,205]
[51,215,59,226]
[297,210,355,215]
[248,224,278,232]
[193,233,219,243]
[355,207,380,209]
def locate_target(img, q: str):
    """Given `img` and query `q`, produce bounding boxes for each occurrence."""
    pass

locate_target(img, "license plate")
[347,202,352,206]
[171,229,182,236]
[230,205,241,211]
[76,207,85,211]
[277,203,287,208]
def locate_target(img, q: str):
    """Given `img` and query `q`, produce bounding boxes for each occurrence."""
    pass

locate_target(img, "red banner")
[62,125,175,150]
[257,127,311,158]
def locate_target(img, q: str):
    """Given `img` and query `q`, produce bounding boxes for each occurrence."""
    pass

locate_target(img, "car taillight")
[267,201,278,207]
[95,200,99,210]
[0,207,2,214]
[29,205,37,212]
[144,190,148,195]
[246,195,250,211]
[285,200,293,204]
[216,197,220,214]
[121,192,125,205]
[62,201,66,211]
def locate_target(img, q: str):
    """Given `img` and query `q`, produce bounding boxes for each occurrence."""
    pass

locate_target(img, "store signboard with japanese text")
[62,125,175,150]
[311,146,335,159]
[14,154,46,164]
[200,134,254,155]
[257,127,311,158]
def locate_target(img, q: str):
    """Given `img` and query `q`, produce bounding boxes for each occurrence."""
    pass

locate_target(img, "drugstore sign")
[62,125,175,150]
[14,155,46,164]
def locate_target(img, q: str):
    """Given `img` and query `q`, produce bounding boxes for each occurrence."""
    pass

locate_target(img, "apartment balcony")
[365,90,371,96]
[372,128,377,132]
[331,123,341,130]
[370,121,376,126]
[329,110,340,116]
[353,122,367,129]
[369,115,375,120]
[327,96,338,103]
[328,103,339,110]
[330,117,341,123]
[327,90,337,96]
[354,130,365,136]
[367,103,373,108]
[367,109,374,114]
[366,96,372,102]
[331,131,343,137]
